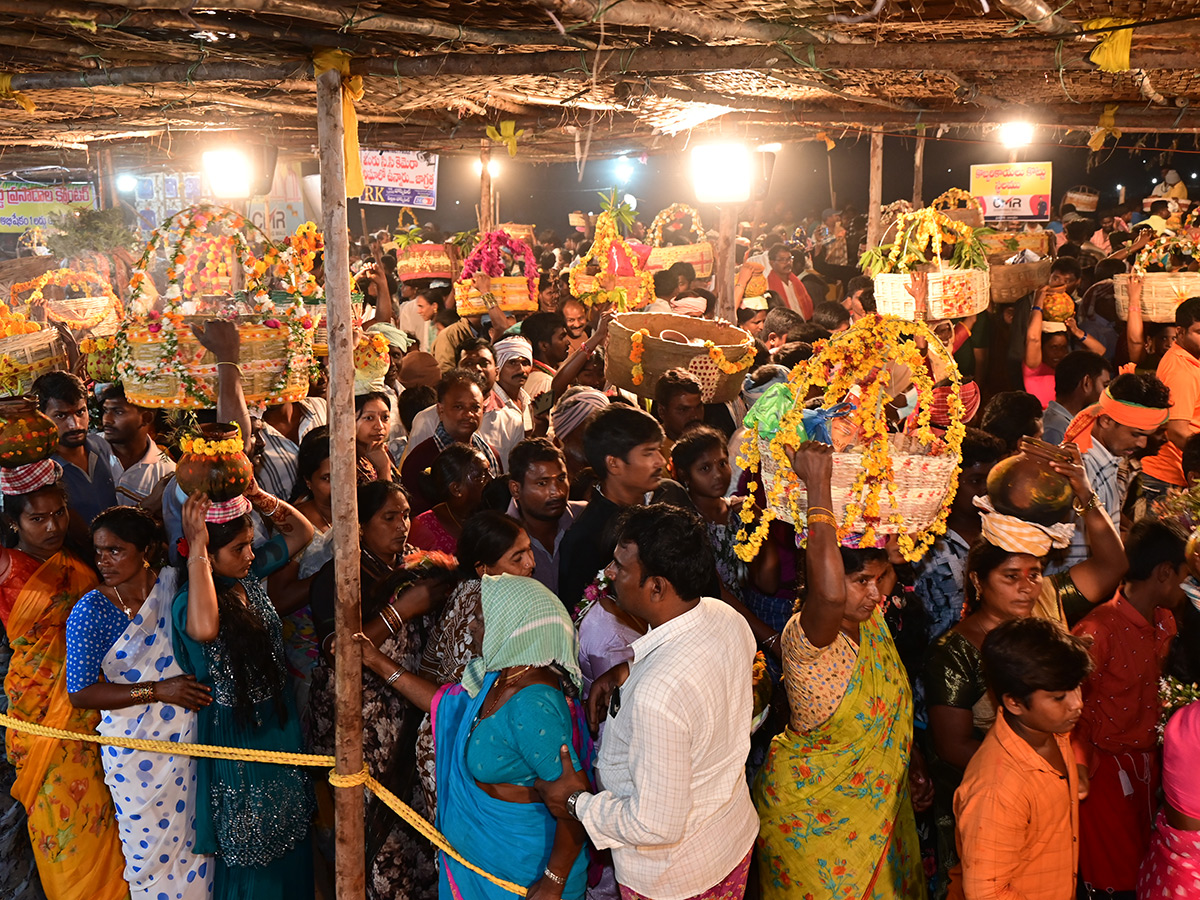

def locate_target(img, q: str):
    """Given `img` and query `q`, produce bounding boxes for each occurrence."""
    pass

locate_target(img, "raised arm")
[244,477,314,558]
[1125,274,1145,364]
[551,311,611,399]
[1052,445,1128,607]
[785,442,846,649]
[1024,288,1047,370]
[194,319,251,453]
[181,493,220,642]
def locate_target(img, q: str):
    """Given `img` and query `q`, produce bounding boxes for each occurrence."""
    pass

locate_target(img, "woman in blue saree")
[353,573,592,900]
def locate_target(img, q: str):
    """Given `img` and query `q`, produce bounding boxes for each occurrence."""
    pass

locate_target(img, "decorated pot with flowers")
[454,229,539,316]
[80,334,117,382]
[176,423,254,501]
[1041,290,1075,323]
[569,212,654,311]
[0,396,57,467]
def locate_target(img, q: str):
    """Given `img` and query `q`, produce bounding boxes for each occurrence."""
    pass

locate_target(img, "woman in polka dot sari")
[66,506,214,900]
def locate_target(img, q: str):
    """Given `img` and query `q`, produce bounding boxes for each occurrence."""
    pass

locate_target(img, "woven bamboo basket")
[645,242,715,279]
[979,232,1054,257]
[1114,273,1200,322]
[1063,186,1100,213]
[40,295,123,332]
[606,312,753,403]
[122,317,310,408]
[571,273,652,310]
[989,258,1053,305]
[941,208,984,229]
[454,276,537,316]
[759,433,960,531]
[873,267,990,320]
[0,330,68,396]
[397,243,457,282]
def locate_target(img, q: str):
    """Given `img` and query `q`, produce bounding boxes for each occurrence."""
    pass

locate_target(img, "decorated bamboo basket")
[874,266,990,320]
[932,188,985,229]
[569,211,654,310]
[455,230,538,316]
[645,204,714,278]
[115,206,317,409]
[978,231,1054,257]
[0,329,68,396]
[496,222,537,248]
[606,312,754,403]
[1113,234,1200,322]
[1063,186,1100,213]
[397,243,457,282]
[735,314,964,563]
[989,257,1053,305]
[10,267,123,333]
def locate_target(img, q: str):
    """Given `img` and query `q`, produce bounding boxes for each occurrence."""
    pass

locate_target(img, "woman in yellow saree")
[1,463,127,900]
[752,444,928,900]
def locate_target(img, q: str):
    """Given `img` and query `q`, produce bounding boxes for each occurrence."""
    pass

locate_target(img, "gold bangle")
[807,512,838,529]
[216,361,242,371]
[807,506,836,518]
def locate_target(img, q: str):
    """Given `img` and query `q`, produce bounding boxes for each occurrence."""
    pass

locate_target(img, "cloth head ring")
[206,494,252,524]
[974,494,1075,557]
[0,458,61,496]
[549,387,608,441]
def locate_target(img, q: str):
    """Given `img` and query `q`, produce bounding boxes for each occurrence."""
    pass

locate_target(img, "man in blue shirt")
[33,371,117,529]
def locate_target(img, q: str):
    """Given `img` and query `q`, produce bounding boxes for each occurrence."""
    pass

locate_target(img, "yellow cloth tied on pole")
[1088,104,1121,152]
[0,73,36,113]
[313,49,365,198]
[1085,17,1137,73]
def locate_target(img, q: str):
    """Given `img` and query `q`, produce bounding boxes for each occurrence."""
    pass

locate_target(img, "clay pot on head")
[986,440,1074,526]
[0,396,57,467]
[175,423,254,502]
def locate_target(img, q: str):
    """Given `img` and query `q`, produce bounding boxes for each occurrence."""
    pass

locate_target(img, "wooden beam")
[866,129,884,249]
[9,61,306,91]
[315,65,366,900]
[536,0,824,44]
[80,84,414,123]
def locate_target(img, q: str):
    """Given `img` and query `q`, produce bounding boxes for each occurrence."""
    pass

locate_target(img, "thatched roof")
[0,0,1198,167]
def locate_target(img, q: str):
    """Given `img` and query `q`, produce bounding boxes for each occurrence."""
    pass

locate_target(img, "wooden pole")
[315,66,365,900]
[866,129,884,250]
[479,140,493,234]
[826,153,836,211]
[714,204,737,321]
[912,123,925,207]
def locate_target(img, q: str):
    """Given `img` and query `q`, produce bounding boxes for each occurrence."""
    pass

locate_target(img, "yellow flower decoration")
[629,328,650,385]
[180,423,243,457]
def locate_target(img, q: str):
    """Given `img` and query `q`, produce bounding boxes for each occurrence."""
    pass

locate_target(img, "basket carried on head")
[1113,233,1200,322]
[989,257,1053,305]
[10,267,123,334]
[396,243,457,282]
[645,204,714,278]
[874,266,990,320]
[932,188,985,229]
[0,329,67,396]
[1063,186,1099,213]
[496,223,536,249]
[569,212,653,310]
[978,231,1054,257]
[115,205,316,409]
[606,312,754,403]
[455,230,539,316]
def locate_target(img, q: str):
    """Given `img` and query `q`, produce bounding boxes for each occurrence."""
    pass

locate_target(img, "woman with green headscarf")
[353,573,592,900]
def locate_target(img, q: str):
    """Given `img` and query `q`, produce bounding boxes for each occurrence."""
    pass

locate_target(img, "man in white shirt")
[536,504,759,900]
[98,383,175,507]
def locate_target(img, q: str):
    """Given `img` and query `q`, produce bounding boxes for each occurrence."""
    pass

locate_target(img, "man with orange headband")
[1062,371,1170,567]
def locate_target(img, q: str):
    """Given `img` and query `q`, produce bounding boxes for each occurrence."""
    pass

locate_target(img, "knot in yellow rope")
[328,765,371,788]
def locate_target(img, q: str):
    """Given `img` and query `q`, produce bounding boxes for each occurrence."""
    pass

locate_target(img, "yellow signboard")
[969,161,1053,222]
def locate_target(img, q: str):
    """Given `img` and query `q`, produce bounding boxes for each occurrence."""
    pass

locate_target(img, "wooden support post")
[315,66,366,900]
[359,206,369,244]
[714,204,737,322]
[866,129,884,250]
[826,153,836,211]
[479,140,493,234]
[912,123,925,207]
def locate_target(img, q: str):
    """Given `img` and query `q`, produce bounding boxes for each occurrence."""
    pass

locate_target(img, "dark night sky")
[352,131,1200,237]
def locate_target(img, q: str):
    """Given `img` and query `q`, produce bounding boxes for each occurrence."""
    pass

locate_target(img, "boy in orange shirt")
[947,618,1093,900]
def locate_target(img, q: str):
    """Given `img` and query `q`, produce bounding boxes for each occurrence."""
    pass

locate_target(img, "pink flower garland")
[459,230,538,298]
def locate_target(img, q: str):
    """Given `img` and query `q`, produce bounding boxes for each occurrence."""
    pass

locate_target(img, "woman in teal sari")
[354,573,592,900]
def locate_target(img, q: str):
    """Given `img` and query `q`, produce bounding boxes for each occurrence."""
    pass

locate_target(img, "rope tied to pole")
[0,710,529,896]
[0,73,36,112]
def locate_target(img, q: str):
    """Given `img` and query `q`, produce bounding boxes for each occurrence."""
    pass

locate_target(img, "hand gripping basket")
[873,265,990,320]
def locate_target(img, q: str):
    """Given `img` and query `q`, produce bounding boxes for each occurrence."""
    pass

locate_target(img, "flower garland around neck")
[629,328,650,385]
[458,229,538,300]
[734,314,965,563]
[180,423,243,457]
[859,207,988,277]
[568,211,654,311]
[116,204,311,408]
[10,268,122,330]
[648,203,705,247]
[1131,233,1200,275]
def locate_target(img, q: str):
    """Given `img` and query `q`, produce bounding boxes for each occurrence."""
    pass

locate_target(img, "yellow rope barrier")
[0,711,528,896]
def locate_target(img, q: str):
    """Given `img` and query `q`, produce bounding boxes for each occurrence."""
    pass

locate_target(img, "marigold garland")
[179,423,243,457]
[930,187,985,215]
[568,212,653,310]
[734,314,965,563]
[704,339,755,375]
[11,268,122,329]
[860,208,988,277]
[629,328,649,385]
[1131,232,1200,275]
[648,203,705,247]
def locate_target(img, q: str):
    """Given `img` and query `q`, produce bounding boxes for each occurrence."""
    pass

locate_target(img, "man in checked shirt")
[536,504,759,900]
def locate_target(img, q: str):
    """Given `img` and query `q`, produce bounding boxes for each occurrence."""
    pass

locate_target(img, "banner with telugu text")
[0,181,96,233]
[969,161,1053,222]
[358,149,438,209]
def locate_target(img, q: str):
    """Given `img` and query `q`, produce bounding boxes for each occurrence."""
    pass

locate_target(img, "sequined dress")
[171,535,315,900]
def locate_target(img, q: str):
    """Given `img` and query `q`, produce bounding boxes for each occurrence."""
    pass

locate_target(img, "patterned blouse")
[780,611,859,734]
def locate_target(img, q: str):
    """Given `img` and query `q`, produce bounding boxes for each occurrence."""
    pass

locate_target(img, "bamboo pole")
[714,205,737,322]
[912,123,926,207]
[479,140,493,235]
[315,66,366,900]
[866,130,884,250]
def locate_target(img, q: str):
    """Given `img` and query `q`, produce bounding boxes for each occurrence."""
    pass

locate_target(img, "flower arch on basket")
[454,229,538,316]
[734,314,966,564]
[9,267,123,331]
[568,211,654,311]
[115,204,315,409]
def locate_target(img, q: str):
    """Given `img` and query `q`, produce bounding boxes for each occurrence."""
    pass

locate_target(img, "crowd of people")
[3,188,1200,900]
